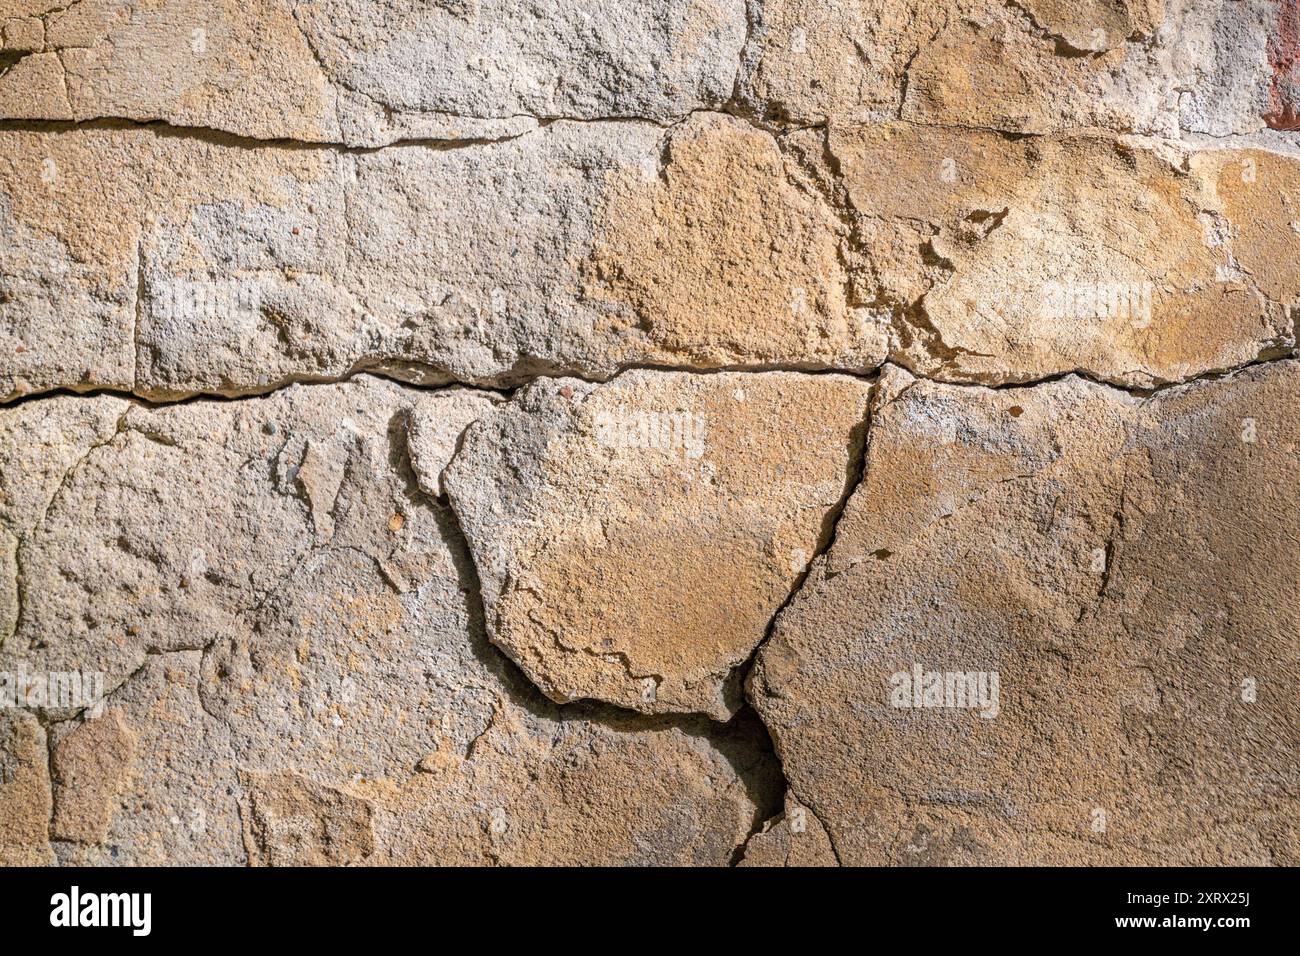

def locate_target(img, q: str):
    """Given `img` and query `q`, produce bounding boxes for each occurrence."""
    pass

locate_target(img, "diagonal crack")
[723,371,897,865]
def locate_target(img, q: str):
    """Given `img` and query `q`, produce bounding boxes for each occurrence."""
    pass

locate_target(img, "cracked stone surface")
[1,378,780,865]
[7,98,1300,401]
[0,0,747,144]
[444,370,871,719]
[749,362,1300,864]
[2,0,1298,867]
[739,0,1288,137]
[737,795,838,866]
[1,113,885,402]
[827,125,1298,386]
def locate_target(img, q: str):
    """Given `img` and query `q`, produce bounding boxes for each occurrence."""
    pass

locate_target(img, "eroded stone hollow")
[1,0,1296,866]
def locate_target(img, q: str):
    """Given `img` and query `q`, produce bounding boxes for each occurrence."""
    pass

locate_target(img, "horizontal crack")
[5,347,1298,413]
[8,111,1294,153]
[0,368,513,411]
[0,108,745,152]
[0,115,537,152]
[886,345,1300,399]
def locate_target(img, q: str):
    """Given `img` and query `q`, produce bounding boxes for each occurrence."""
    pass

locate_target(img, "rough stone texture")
[19,0,1282,141]
[2,378,780,865]
[2,0,1298,868]
[0,0,747,144]
[407,390,502,498]
[445,371,871,718]
[0,710,53,864]
[1266,0,1300,129]
[1,114,884,402]
[50,710,136,842]
[737,795,838,866]
[750,362,1300,864]
[7,103,1299,401]
[739,0,1284,138]
[825,125,1298,386]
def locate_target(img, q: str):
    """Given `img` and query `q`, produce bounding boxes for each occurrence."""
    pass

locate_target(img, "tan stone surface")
[7,120,1295,401]
[740,0,1280,137]
[1,114,881,402]
[0,377,780,865]
[444,370,872,719]
[50,710,136,842]
[0,710,53,864]
[737,796,838,866]
[1,0,1290,140]
[827,125,1297,387]
[750,362,1300,864]
[0,0,746,144]
[239,770,376,867]
[407,390,502,499]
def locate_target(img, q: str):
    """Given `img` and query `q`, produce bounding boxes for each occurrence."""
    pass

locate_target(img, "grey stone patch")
[1174,0,1277,137]
[1,376,774,865]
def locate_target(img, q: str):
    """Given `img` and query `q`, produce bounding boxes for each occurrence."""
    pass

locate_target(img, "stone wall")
[1,0,1296,865]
